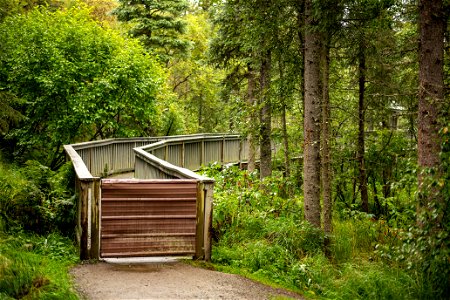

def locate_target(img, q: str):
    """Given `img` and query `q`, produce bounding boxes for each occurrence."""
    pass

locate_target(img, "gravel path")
[70,258,303,300]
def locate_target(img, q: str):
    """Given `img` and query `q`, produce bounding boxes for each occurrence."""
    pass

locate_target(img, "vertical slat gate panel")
[100,179,198,258]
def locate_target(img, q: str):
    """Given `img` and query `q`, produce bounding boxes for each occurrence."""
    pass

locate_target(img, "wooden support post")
[181,142,185,168]
[221,137,225,164]
[165,145,168,161]
[78,177,101,260]
[195,182,205,259]
[203,182,214,262]
[79,180,88,260]
[201,140,205,166]
[239,139,242,164]
[91,178,101,259]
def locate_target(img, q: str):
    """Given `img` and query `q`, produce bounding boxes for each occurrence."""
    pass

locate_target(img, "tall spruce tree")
[210,0,283,179]
[303,0,322,228]
[418,0,445,178]
[113,0,190,62]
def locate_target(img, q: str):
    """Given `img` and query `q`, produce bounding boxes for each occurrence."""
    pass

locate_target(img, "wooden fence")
[64,134,248,261]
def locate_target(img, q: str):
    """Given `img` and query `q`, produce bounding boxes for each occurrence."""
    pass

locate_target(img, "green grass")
[327,260,417,300]
[0,231,79,299]
[212,220,418,299]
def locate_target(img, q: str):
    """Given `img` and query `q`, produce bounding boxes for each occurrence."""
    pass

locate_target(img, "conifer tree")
[303,0,322,228]
[113,0,190,62]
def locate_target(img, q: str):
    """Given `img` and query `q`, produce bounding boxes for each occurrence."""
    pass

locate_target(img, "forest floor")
[70,258,303,300]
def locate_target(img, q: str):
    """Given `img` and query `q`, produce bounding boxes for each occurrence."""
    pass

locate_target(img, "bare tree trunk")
[303,0,321,228]
[357,36,369,213]
[321,41,332,233]
[279,58,290,178]
[418,0,444,187]
[282,102,290,177]
[297,3,306,121]
[259,52,272,179]
[196,94,203,131]
[382,168,392,199]
[247,66,257,172]
[381,122,393,200]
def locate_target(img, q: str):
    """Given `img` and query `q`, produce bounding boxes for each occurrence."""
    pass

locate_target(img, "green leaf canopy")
[0,5,166,167]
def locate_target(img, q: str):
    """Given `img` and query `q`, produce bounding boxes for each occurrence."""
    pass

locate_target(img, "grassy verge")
[0,231,79,299]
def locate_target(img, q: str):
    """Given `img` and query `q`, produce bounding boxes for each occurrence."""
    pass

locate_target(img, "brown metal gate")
[100,179,198,258]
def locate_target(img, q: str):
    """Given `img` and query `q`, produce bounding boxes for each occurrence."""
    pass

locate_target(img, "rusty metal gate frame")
[100,179,199,258]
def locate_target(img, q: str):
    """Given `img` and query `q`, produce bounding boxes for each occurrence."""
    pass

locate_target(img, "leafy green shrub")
[378,192,450,299]
[0,4,167,167]
[376,127,450,299]
[0,160,76,235]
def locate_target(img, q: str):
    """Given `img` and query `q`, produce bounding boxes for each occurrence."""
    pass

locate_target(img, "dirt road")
[71,258,303,300]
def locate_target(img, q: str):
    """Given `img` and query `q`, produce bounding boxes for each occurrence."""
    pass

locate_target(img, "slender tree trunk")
[321,41,332,233]
[198,95,203,131]
[297,8,306,127]
[418,0,444,190]
[282,103,290,177]
[247,66,257,172]
[357,36,369,213]
[352,173,357,205]
[382,168,392,199]
[279,58,290,178]
[381,123,393,199]
[259,52,272,179]
[303,0,321,228]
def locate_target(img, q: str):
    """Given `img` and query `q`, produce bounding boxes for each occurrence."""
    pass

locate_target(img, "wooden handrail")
[135,134,245,175]
[63,144,96,180]
[134,148,214,183]
[65,133,244,178]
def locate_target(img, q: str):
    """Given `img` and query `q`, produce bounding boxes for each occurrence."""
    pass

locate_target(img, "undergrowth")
[0,156,80,299]
[0,159,76,236]
[202,165,421,299]
[0,231,79,299]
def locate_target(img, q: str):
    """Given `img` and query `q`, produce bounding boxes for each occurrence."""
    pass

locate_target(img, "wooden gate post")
[195,182,205,259]
[203,182,214,262]
[195,180,214,261]
[78,177,101,260]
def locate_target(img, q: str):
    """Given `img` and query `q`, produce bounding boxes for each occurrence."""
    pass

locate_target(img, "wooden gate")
[100,179,198,258]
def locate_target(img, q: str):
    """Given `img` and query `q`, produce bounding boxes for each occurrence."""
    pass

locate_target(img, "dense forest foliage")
[0,0,448,299]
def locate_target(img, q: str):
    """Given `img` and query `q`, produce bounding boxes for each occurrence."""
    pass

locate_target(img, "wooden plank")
[102,233,196,238]
[101,251,195,258]
[102,215,196,220]
[101,197,197,202]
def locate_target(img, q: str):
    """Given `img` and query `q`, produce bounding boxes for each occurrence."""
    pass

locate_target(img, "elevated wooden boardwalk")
[64,134,249,260]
